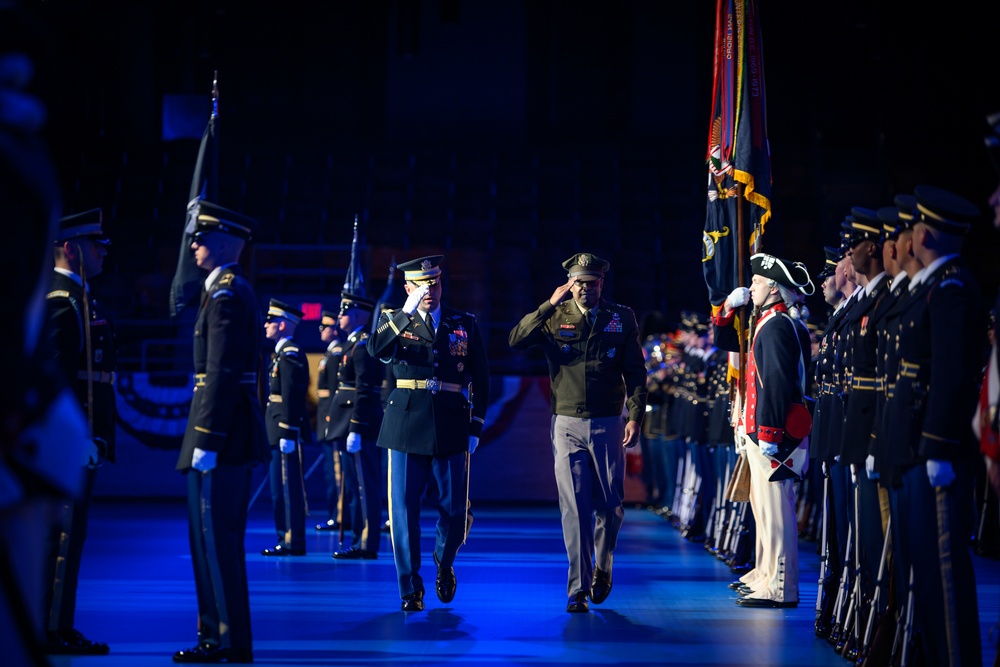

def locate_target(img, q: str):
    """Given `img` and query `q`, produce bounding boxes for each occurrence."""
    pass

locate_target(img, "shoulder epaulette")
[211,289,233,299]
[218,273,236,287]
[283,346,301,358]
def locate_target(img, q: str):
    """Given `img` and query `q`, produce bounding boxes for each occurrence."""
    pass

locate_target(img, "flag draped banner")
[169,75,220,320]
[702,0,772,313]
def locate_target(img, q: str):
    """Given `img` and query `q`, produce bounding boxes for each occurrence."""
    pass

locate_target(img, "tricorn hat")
[750,253,815,296]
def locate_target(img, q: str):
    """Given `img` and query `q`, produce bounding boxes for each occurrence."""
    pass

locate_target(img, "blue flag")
[169,75,219,320]
[702,0,772,312]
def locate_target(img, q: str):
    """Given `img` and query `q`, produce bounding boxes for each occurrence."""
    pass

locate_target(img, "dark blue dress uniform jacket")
[47,271,118,459]
[265,339,310,446]
[809,296,855,462]
[316,342,341,441]
[839,276,889,465]
[370,306,490,457]
[327,329,384,442]
[882,259,985,479]
[176,267,268,470]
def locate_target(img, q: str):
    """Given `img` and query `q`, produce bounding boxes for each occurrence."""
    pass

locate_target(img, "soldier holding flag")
[714,253,814,609]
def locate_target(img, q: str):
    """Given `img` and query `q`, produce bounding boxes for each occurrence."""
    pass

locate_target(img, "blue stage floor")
[48,501,1000,666]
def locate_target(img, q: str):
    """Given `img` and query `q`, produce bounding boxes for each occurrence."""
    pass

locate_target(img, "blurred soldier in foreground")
[43,208,117,655]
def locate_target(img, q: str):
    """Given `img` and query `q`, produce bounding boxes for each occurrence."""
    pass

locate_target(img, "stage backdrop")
[95,369,647,505]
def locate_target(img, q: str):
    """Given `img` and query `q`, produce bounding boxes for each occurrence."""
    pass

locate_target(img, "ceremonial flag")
[169,74,219,320]
[342,214,366,297]
[702,0,773,312]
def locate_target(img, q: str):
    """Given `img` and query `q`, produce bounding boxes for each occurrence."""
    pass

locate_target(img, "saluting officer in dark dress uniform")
[262,299,309,556]
[315,309,349,532]
[173,201,268,664]
[42,209,116,656]
[880,186,985,666]
[330,292,384,560]
[370,255,491,612]
[509,253,647,614]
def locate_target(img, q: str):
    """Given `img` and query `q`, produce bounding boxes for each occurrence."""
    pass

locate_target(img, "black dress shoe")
[173,644,253,663]
[434,552,456,603]
[401,591,425,612]
[333,547,377,560]
[727,580,744,590]
[737,585,754,597]
[591,567,613,604]
[736,597,798,609]
[315,519,341,531]
[261,544,305,556]
[566,591,590,613]
[43,628,110,655]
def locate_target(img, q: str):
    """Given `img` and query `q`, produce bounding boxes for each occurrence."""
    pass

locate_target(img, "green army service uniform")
[509,294,647,598]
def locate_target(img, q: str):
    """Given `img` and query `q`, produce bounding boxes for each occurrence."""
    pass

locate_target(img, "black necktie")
[587,311,596,329]
[425,313,435,337]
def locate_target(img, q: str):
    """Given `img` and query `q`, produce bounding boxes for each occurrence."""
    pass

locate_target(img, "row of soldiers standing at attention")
[638,177,998,663]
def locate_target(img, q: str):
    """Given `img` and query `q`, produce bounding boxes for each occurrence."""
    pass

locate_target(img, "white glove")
[83,439,100,468]
[192,447,217,473]
[403,284,429,315]
[865,454,878,479]
[346,432,362,453]
[927,459,955,488]
[279,438,296,454]
[734,423,747,453]
[726,287,751,310]
[469,436,480,454]
[759,440,779,457]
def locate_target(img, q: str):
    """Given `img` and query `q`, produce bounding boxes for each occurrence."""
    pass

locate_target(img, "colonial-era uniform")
[881,186,984,666]
[715,252,814,608]
[175,201,268,660]
[316,310,349,531]
[370,256,490,608]
[330,293,384,558]
[263,300,309,555]
[43,209,116,655]
[508,253,646,610]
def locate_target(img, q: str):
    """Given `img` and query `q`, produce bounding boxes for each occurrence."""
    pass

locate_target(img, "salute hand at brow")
[549,278,577,307]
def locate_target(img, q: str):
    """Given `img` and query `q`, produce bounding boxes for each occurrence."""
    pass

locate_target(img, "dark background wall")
[10,1,1000,499]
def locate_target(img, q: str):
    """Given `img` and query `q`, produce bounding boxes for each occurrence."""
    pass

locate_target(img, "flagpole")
[736,182,747,404]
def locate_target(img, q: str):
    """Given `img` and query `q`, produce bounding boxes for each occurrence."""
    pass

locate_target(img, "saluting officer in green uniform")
[508,253,647,613]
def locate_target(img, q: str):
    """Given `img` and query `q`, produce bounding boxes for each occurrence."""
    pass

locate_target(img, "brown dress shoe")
[566,591,590,613]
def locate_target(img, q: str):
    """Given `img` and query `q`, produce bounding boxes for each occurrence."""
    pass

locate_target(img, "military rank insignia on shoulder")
[283,346,300,359]
[47,290,72,300]
[937,266,964,289]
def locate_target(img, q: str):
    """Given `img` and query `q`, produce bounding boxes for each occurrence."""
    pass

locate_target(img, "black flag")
[169,73,220,320]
